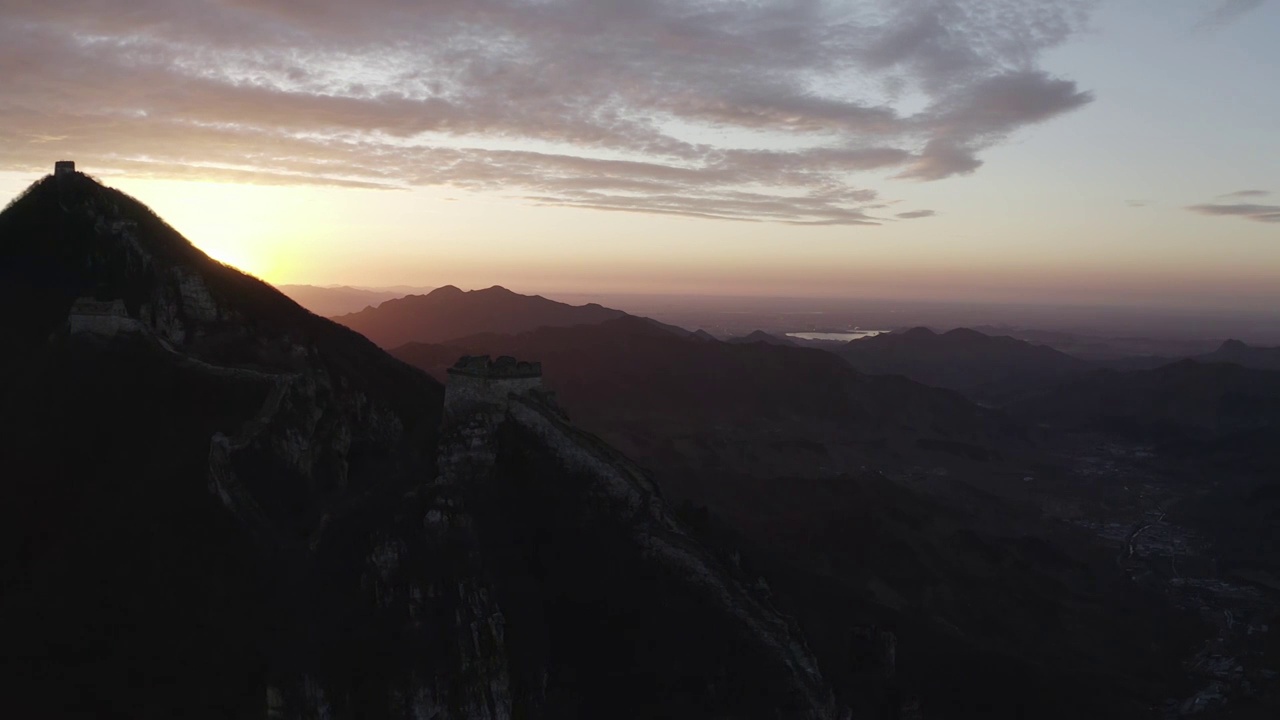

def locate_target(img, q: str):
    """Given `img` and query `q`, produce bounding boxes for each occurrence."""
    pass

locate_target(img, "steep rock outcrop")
[437,356,842,718]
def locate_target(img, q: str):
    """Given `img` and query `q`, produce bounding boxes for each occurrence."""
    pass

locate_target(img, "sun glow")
[99,176,346,284]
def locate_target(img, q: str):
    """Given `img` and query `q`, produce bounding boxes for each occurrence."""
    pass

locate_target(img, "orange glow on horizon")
[1,168,1278,314]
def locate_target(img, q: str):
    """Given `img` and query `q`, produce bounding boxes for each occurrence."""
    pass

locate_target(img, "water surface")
[785,330,888,341]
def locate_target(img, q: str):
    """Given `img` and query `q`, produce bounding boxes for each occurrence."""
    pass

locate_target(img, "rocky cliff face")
[436,360,841,718]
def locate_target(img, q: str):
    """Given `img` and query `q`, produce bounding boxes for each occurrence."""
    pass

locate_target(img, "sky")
[0,0,1276,311]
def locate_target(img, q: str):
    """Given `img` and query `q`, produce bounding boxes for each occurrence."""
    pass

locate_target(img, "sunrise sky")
[1,0,1276,309]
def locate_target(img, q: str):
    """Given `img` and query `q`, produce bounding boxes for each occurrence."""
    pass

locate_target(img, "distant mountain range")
[1198,339,1280,372]
[831,326,1090,403]
[812,327,1280,405]
[727,330,796,346]
[1010,359,1280,459]
[381,305,1201,718]
[968,325,1222,362]
[1067,338,1280,373]
[391,315,1019,459]
[331,285,626,347]
[275,283,432,316]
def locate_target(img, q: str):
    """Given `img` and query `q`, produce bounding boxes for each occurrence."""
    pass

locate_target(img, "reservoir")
[785,330,888,341]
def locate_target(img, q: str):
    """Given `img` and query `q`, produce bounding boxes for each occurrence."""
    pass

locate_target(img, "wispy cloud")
[1188,201,1280,223]
[0,0,1096,225]
[1218,189,1271,198]
[1195,0,1267,30]
[896,209,937,219]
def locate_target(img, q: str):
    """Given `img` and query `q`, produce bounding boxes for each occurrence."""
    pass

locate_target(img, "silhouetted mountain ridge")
[729,330,797,346]
[332,284,626,347]
[1011,359,1280,444]
[1,170,449,715]
[0,172,436,413]
[276,284,430,317]
[834,326,1090,403]
[1197,339,1280,372]
[392,314,1019,448]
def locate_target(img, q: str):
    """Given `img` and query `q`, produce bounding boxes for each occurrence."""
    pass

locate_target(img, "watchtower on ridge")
[67,297,141,336]
[443,355,544,423]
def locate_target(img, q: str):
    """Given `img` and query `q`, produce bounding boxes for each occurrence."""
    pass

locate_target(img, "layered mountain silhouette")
[968,325,1222,364]
[1010,360,1280,468]
[1197,339,1280,372]
[1026,336,1280,373]
[835,326,1091,402]
[728,329,797,346]
[276,284,430,317]
[389,313,1201,718]
[393,315,1021,460]
[0,171,844,717]
[331,285,625,346]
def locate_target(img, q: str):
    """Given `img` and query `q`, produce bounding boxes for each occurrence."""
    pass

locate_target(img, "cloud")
[897,70,1092,180]
[1218,189,1270,198]
[0,0,1096,225]
[1187,202,1280,223]
[1196,0,1267,29]
[896,209,937,219]
[895,140,983,181]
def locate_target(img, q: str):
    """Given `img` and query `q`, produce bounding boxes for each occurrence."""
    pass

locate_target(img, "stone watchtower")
[67,297,140,336]
[442,355,544,425]
[55,160,76,177]
[438,355,545,485]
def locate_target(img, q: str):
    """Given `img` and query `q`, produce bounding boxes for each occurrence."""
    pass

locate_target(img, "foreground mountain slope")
[0,171,843,718]
[1,175,440,408]
[331,284,625,346]
[836,327,1091,402]
[0,171,464,715]
[439,359,838,717]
